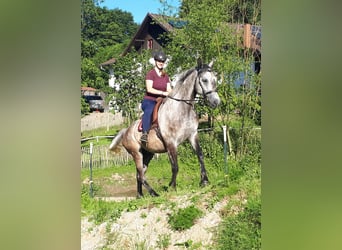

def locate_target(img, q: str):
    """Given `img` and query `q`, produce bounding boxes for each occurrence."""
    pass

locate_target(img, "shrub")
[168,205,203,231]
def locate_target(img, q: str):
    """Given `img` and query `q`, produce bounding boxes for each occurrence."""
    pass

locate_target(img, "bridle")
[167,66,217,105]
[196,66,217,99]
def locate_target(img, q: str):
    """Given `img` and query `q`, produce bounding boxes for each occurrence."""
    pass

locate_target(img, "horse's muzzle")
[207,92,221,108]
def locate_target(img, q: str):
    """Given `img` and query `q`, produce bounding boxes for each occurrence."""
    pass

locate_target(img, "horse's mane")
[170,68,197,97]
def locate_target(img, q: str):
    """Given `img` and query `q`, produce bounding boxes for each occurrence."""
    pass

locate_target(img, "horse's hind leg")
[134,149,159,197]
[141,150,159,197]
[136,171,143,198]
[189,133,209,186]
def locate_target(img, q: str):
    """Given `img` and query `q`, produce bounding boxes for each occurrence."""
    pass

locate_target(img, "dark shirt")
[144,68,170,101]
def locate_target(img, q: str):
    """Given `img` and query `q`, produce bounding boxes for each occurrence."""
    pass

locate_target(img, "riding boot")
[140,132,148,143]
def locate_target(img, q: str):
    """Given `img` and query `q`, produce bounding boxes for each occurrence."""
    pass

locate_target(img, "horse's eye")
[202,79,208,83]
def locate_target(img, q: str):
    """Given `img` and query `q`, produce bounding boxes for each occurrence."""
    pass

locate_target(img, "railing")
[80,126,261,169]
[81,145,131,168]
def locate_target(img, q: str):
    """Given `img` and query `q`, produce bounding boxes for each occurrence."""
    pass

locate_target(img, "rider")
[140,51,172,143]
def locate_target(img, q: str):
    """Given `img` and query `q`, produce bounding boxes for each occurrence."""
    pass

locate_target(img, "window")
[147,39,153,49]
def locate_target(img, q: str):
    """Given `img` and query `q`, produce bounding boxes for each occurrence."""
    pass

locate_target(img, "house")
[81,86,97,96]
[99,13,176,88]
[122,13,174,55]
[99,58,117,89]
[100,13,261,87]
[242,23,261,74]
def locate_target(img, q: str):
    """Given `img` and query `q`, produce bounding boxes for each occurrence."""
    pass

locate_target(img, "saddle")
[138,97,164,132]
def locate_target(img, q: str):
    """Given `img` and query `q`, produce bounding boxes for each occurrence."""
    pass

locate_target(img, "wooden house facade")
[122,13,174,56]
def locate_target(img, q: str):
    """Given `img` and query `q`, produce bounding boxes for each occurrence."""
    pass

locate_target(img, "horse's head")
[195,60,221,108]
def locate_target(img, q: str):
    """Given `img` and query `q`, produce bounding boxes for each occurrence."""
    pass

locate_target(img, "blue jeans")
[141,99,156,132]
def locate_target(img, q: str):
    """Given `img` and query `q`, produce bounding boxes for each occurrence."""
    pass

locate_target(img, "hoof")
[136,193,144,199]
[150,190,160,197]
[168,181,177,190]
[200,180,210,187]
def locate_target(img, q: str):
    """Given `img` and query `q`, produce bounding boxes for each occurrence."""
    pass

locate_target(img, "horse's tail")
[109,128,127,152]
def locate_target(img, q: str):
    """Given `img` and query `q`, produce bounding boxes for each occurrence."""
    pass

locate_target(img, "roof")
[81,86,97,92]
[122,13,174,56]
[100,58,116,66]
[148,13,174,32]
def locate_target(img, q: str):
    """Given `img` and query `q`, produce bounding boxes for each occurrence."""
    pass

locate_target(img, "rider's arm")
[146,80,170,96]
[164,82,172,96]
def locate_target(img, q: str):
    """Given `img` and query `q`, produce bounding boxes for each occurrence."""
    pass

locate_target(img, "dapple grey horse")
[109,60,220,197]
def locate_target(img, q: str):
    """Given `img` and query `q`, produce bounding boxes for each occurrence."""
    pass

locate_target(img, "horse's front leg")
[167,145,179,190]
[132,151,144,198]
[189,133,209,186]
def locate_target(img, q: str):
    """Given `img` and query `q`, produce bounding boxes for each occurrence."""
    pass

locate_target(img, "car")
[82,95,105,112]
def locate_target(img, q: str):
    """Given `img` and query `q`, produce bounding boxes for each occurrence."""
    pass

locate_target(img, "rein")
[166,95,196,105]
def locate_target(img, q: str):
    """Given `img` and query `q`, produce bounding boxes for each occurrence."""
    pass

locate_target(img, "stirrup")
[140,132,148,143]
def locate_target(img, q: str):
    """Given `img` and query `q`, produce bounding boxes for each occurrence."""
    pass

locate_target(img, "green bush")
[81,97,90,116]
[168,205,203,231]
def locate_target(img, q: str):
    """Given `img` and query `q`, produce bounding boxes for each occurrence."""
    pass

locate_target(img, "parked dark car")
[82,95,105,112]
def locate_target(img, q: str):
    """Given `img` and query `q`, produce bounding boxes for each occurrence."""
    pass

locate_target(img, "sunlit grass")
[81,124,261,248]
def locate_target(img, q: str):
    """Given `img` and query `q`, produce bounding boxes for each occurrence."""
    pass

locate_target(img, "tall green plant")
[159,0,261,158]
[81,57,105,89]
[110,50,152,123]
[81,0,139,106]
[216,197,261,249]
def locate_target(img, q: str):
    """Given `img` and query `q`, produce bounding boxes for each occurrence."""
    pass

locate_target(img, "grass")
[81,124,261,248]
[81,124,123,147]
[215,197,261,250]
[156,234,171,249]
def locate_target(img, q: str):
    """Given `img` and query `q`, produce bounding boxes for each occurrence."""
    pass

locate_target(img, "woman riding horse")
[140,51,172,144]
[109,59,220,198]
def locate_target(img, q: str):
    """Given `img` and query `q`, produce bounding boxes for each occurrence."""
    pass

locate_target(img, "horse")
[109,60,220,198]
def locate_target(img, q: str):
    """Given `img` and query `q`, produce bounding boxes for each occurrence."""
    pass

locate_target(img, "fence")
[80,126,261,169]
[81,145,131,168]
[81,112,125,132]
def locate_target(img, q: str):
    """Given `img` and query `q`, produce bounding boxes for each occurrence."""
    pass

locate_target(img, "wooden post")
[106,112,109,131]
[89,143,94,197]
[222,125,229,185]
[244,23,251,48]
[227,126,234,156]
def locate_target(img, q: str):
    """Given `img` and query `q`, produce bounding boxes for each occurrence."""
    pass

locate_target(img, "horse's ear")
[208,59,215,68]
[197,58,203,68]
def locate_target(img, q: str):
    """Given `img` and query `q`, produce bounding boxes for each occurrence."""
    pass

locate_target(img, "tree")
[227,0,261,24]
[81,58,104,89]
[81,0,138,48]
[109,50,152,123]
[81,0,139,108]
[179,0,261,24]
[159,0,261,157]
